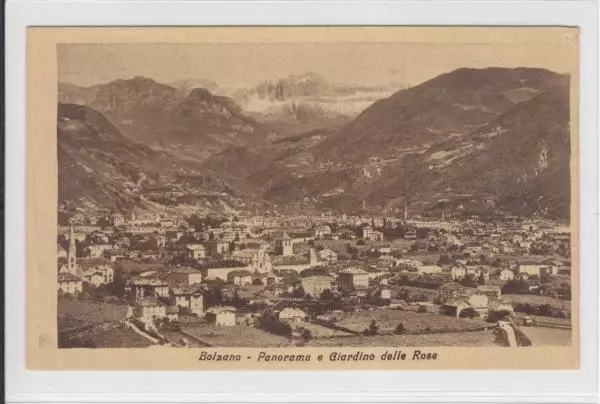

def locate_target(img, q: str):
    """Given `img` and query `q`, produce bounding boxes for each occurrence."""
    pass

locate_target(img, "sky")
[57,40,576,89]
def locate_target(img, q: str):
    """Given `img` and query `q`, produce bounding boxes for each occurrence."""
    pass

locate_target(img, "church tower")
[276,232,294,256]
[403,200,408,223]
[67,224,77,275]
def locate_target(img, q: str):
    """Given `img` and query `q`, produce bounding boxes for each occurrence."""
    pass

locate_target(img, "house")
[185,244,206,260]
[417,265,442,275]
[499,269,515,281]
[518,262,546,277]
[317,247,337,264]
[110,213,125,226]
[168,285,204,315]
[57,245,67,259]
[57,272,83,295]
[103,248,129,263]
[464,243,483,255]
[451,264,467,280]
[300,275,336,298]
[202,260,249,281]
[378,244,392,254]
[166,267,204,288]
[338,267,370,292]
[129,277,169,301]
[476,285,502,298]
[77,258,114,285]
[206,306,237,327]
[440,293,489,318]
[230,248,273,274]
[204,240,230,256]
[277,307,307,322]
[313,225,332,239]
[220,221,248,241]
[489,299,514,314]
[362,225,383,241]
[227,269,253,286]
[272,249,318,273]
[134,298,167,322]
[436,282,465,303]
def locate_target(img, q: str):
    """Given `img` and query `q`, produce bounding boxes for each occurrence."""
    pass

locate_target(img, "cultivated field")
[503,294,571,310]
[294,321,354,338]
[181,324,292,347]
[60,322,152,348]
[523,327,572,346]
[307,329,497,347]
[58,299,129,326]
[334,309,487,334]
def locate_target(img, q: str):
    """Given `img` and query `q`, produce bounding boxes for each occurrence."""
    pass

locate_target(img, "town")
[57,206,572,348]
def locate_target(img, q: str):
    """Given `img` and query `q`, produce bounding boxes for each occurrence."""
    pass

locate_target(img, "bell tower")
[67,224,77,275]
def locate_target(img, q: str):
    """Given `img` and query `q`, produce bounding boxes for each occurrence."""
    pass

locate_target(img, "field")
[307,329,497,347]
[513,312,571,328]
[294,321,353,338]
[58,298,129,326]
[334,308,487,334]
[522,327,572,346]
[181,324,292,347]
[502,294,571,310]
[59,322,152,348]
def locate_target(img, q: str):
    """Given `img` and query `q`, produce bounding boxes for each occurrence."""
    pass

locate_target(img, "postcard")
[26,26,579,370]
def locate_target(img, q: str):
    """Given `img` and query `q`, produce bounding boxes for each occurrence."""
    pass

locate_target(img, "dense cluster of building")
[57,208,572,332]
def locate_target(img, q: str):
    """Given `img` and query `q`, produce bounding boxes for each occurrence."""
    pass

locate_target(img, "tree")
[292,286,306,298]
[478,271,486,285]
[252,278,263,286]
[438,254,452,265]
[459,274,479,288]
[301,329,312,341]
[369,320,379,335]
[356,239,366,246]
[320,289,335,301]
[394,323,407,335]
[537,304,554,317]
[416,305,428,313]
[459,307,480,319]
[363,320,380,336]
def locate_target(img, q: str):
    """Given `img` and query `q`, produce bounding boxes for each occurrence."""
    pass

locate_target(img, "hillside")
[228,68,572,219]
[59,67,573,219]
[57,103,259,216]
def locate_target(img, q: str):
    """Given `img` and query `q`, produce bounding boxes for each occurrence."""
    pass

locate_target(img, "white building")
[206,306,237,327]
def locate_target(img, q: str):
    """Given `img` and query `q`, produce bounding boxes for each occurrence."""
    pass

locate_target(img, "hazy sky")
[58,41,576,88]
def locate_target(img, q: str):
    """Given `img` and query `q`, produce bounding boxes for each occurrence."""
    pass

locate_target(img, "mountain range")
[58,67,572,219]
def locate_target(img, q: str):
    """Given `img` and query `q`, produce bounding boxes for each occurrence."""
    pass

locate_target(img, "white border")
[5,0,599,403]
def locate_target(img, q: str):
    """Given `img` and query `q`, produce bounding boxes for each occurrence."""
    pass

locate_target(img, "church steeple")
[67,224,77,275]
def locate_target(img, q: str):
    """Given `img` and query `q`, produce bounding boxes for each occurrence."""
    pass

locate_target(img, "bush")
[487,309,511,323]
[537,304,554,317]
[416,305,428,313]
[459,307,480,319]
[356,239,366,246]
[363,320,380,336]
[259,314,292,337]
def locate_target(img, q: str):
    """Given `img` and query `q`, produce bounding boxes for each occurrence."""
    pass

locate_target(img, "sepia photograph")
[52,31,577,353]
